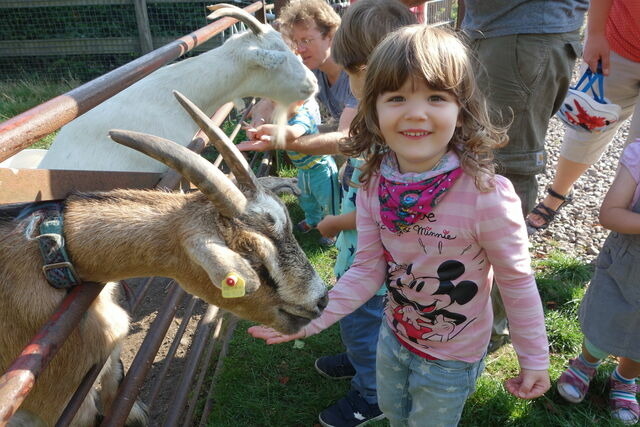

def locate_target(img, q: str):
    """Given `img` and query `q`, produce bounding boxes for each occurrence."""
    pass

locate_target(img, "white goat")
[0,93,328,426]
[36,4,316,172]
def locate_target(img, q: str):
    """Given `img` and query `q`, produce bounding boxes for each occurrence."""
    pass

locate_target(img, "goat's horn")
[108,130,247,217]
[173,91,259,194]
[206,4,264,36]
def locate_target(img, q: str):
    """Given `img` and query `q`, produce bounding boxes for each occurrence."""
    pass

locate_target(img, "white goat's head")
[207,4,318,106]
[108,92,328,333]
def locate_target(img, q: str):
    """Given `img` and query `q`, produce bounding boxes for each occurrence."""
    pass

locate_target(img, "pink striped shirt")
[303,172,550,370]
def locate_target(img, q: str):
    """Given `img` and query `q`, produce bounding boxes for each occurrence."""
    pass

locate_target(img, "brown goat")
[0,92,328,425]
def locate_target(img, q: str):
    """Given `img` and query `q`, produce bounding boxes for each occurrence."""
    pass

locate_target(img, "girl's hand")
[504,368,550,399]
[247,325,305,344]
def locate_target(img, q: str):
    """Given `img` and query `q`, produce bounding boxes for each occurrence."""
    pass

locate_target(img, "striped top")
[303,169,549,370]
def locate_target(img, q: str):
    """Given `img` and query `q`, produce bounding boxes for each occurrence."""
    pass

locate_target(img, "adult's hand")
[583,33,610,75]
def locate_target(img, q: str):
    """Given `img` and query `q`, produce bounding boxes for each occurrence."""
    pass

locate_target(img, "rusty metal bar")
[0,1,263,163]
[0,282,104,424]
[145,295,197,411]
[101,282,186,427]
[162,304,220,427]
[55,363,103,427]
[182,314,225,427]
[197,316,239,427]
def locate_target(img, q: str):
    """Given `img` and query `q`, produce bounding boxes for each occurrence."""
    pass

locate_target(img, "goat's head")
[108,92,327,334]
[206,4,318,107]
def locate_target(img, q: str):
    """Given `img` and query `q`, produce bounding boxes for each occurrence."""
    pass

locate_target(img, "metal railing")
[0,2,269,425]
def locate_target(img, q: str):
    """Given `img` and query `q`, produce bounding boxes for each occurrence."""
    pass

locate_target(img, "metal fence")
[0,0,456,82]
[0,0,254,81]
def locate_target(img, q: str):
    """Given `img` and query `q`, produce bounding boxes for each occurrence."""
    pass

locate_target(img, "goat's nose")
[316,292,329,313]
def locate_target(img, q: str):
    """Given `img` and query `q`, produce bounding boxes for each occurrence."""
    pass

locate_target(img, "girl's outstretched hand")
[247,325,305,344]
[504,368,550,399]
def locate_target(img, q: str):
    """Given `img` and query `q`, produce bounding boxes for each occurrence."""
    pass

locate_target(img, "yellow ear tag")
[221,273,246,298]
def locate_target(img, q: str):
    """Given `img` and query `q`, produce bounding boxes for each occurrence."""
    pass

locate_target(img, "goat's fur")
[36,5,317,172]
[0,92,327,425]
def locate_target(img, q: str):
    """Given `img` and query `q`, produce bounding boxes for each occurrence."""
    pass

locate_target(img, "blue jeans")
[376,322,485,427]
[339,294,385,405]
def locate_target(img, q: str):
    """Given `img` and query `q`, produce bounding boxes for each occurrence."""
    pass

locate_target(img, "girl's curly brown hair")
[340,25,508,192]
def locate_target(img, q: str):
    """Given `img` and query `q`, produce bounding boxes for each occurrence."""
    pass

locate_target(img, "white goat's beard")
[271,103,288,150]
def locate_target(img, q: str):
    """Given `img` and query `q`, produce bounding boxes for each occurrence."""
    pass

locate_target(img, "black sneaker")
[315,353,356,380]
[319,390,385,427]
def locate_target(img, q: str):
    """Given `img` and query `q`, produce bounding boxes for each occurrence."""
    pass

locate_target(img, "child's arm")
[317,211,356,238]
[244,123,307,147]
[477,177,550,395]
[599,164,640,234]
[249,184,387,343]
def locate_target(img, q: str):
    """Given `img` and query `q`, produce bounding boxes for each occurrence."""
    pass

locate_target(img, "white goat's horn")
[108,130,247,218]
[173,91,259,194]
[206,4,264,36]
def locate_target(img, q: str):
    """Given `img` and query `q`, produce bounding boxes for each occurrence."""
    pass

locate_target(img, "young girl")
[249,25,551,425]
[556,140,640,425]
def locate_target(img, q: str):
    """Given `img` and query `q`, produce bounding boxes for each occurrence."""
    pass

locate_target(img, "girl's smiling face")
[375,78,461,174]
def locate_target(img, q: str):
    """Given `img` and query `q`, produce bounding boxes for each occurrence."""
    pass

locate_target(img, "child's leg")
[406,357,484,427]
[339,294,385,404]
[376,322,484,427]
[308,160,340,222]
[610,357,640,425]
[376,322,411,426]
[297,169,322,227]
[317,295,385,426]
[557,339,605,403]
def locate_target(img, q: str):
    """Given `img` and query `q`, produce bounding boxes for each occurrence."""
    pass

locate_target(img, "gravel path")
[529,114,631,264]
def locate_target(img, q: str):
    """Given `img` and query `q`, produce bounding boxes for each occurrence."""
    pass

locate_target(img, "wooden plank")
[0,168,163,204]
[133,0,154,54]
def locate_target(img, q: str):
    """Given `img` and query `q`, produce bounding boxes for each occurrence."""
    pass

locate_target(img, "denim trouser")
[340,294,385,405]
[376,322,485,427]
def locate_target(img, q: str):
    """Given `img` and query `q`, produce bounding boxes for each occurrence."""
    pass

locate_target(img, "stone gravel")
[528,114,631,264]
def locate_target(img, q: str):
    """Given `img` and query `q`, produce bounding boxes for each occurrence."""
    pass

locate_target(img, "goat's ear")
[247,48,286,70]
[184,236,261,295]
